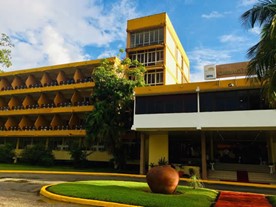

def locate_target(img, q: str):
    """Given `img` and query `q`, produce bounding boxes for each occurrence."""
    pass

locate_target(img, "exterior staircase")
[207,163,276,184]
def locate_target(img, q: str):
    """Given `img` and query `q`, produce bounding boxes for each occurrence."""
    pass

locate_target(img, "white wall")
[132,110,276,131]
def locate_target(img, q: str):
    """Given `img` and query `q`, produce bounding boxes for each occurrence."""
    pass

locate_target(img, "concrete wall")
[133,110,276,131]
[148,132,168,166]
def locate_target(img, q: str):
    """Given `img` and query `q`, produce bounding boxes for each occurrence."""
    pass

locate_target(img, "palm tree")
[241,0,276,107]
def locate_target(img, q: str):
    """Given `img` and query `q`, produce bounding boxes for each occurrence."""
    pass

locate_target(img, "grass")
[0,163,119,172]
[267,195,276,206]
[48,180,218,207]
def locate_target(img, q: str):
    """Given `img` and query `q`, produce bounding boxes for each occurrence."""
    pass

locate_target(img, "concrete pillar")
[148,132,168,166]
[45,138,49,150]
[210,135,214,161]
[15,138,19,150]
[268,131,275,164]
[139,133,146,174]
[201,132,207,179]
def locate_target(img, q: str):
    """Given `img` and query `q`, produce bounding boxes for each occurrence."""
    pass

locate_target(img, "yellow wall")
[87,151,112,162]
[165,14,189,69]
[148,132,168,166]
[15,149,112,162]
[127,13,166,32]
[135,77,260,96]
[164,20,189,84]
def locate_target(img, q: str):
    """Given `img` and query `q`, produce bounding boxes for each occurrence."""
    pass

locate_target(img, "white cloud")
[97,49,118,59]
[188,48,232,82]
[201,11,224,19]
[219,34,246,43]
[239,0,258,7]
[249,27,262,35]
[0,0,140,71]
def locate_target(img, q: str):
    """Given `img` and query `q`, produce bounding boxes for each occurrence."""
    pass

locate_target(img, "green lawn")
[267,195,276,206]
[0,163,117,172]
[0,163,123,173]
[48,180,218,207]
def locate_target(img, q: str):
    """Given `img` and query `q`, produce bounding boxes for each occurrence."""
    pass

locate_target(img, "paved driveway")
[0,178,90,207]
[0,172,145,207]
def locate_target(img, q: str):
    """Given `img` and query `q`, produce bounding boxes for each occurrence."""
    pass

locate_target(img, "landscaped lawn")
[267,195,276,206]
[48,180,218,207]
[0,163,121,173]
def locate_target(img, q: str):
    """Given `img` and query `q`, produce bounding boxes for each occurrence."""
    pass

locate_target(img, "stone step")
[212,163,270,173]
[249,172,276,184]
[208,170,237,181]
[208,170,276,184]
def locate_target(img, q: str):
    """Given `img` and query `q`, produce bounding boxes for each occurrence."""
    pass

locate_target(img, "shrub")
[69,142,88,168]
[0,144,15,163]
[20,144,54,166]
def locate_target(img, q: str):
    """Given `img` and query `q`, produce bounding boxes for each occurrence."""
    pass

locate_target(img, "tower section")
[126,12,190,85]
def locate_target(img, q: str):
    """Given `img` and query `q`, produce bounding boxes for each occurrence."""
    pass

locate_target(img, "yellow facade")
[126,12,190,86]
[148,132,168,166]
[0,58,118,162]
[133,70,276,179]
[135,77,260,96]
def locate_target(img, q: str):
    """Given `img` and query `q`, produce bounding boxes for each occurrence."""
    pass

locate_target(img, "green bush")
[20,145,54,166]
[69,142,88,168]
[0,144,15,163]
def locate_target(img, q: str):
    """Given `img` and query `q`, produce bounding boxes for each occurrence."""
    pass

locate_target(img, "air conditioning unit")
[204,64,216,80]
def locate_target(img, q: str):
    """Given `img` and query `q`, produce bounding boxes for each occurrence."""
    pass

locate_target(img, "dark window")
[136,93,197,114]
[200,89,268,112]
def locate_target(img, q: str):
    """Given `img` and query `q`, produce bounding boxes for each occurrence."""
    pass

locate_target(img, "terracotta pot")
[146,165,179,194]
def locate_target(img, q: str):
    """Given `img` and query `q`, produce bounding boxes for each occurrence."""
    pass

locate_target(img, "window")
[144,69,164,86]
[200,89,269,112]
[130,28,164,48]
[136,93,197,114]
[129,49,163,66]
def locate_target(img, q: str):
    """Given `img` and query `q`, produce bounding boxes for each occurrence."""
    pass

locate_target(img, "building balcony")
[0,105,93,116]
[0,129,86,137]
[0,81,94,96]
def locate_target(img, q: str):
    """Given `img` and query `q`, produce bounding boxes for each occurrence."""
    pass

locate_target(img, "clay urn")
[146,165,179,194]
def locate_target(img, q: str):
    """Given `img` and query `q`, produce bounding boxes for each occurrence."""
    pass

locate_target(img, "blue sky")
[0,0,260,81]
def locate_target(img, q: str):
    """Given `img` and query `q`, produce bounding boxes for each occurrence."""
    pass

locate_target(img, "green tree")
[85,53,145,170]
[241,0,276,107]
[0,33,13,69]
[0,143,15,163]
[68,141,88,168]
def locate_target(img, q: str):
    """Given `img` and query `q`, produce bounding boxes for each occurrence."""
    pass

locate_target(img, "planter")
[146,165,179,194]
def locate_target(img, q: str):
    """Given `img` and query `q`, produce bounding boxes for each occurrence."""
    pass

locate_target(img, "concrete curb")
[40,184,142,207]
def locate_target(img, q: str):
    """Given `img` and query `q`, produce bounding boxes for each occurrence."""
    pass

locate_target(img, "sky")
[0,0,260,82]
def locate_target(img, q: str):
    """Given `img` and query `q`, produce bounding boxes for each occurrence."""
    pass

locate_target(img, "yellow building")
[1,12,275,183]
[132,68,276,182]
[1,12,192,165]
[126,12,190,86]
[0,58,116,163]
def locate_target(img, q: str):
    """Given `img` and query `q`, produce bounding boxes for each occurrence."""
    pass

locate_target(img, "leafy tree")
[69,141,88,168]
[85,53,145,170]
[0,143,15,163]
[241,0,276,107]
[0,33,13,69]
